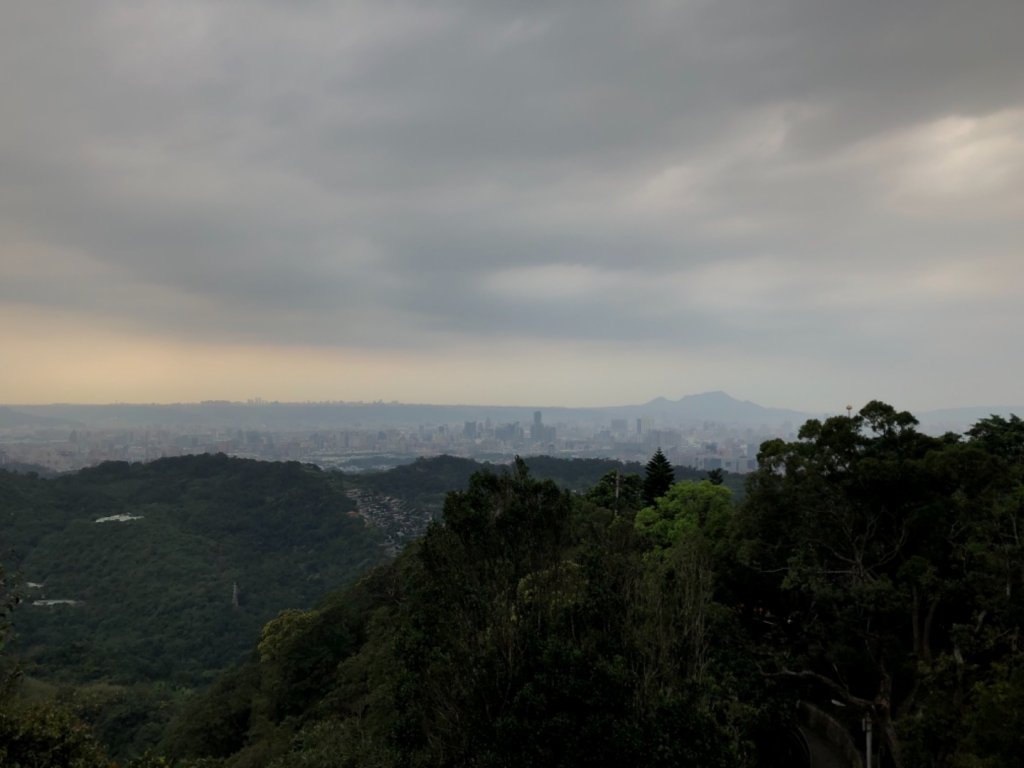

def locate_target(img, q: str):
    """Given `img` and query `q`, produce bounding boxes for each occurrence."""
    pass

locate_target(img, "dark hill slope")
[350,453,728,520]
[2,454,384,687]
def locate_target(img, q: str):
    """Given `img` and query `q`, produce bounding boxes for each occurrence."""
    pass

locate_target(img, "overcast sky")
[2,0,1022,411]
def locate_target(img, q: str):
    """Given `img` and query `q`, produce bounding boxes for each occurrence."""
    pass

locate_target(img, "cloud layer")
[2,0,1023,409]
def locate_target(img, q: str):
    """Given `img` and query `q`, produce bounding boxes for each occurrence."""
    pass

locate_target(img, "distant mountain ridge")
[4,394,1019,432]
[4,391,809,429]
[627,390,810,426]
[0,405,80,429]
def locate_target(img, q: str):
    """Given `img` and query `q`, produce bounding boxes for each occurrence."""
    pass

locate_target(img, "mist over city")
[3,392,1020,477]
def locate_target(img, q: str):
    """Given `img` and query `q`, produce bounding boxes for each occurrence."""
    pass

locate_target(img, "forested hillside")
[3,454,385,687]
[349,454,738,546]
[4,405,1024,767]
[0,455,387,759]
[354,454,734,507]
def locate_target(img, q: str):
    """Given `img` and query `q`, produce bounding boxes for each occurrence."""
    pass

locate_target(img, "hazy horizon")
[4,391,1022,418]
[4,2,1022,412]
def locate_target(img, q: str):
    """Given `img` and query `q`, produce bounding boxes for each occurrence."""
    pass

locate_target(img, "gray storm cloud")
[2,0,1023,406]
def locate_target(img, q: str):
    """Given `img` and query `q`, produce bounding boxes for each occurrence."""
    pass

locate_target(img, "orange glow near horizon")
[0,306,695,407]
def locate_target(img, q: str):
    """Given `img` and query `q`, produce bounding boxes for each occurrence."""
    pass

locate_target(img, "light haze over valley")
[3,392,1020,475]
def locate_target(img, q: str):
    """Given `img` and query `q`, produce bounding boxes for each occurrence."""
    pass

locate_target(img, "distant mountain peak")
[685,390,733,401]
[634,391,807,426]
[645,391,739,406]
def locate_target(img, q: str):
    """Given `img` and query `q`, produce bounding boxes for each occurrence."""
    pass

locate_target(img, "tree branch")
[773,667,873,710]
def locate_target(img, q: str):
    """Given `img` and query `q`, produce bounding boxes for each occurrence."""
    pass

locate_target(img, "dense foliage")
[158,464,785,767]
[3,454,384,687]
[351,453,735,527]
[349,455,681,514]
[1,454,386,761]
[732,404,1024,767]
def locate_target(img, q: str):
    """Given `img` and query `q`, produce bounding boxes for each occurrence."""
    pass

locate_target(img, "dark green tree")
[643,448,675,505]
[966,412,1024,463]
[1,564,20,699]
[586,470,643,512]
[733,401,1024,768]
[0,703,110,768]
[0,567,13,644]
[0,564,110,768]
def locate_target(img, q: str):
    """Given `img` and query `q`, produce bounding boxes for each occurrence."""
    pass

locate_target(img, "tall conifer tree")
[642,448,675,505]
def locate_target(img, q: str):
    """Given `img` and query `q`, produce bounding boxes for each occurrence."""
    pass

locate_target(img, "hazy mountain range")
[1,392,1020,432]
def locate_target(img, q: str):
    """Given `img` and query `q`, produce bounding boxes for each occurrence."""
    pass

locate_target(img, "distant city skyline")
[3,2,1022,412]
[3,392,1016,478]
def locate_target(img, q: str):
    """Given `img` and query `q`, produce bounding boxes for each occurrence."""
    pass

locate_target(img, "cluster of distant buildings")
[0,408,775,476]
